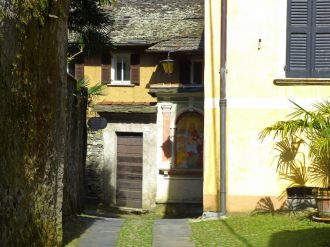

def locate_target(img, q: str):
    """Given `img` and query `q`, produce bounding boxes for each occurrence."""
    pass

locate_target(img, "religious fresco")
[175,111,203,169]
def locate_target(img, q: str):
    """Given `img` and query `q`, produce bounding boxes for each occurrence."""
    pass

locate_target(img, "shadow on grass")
[83,199,152,219]
[156,203,203,219]
[222,220,255,247]
[268,227,330,247]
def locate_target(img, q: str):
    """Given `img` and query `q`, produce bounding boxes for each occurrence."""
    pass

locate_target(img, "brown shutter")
[130,54,140,85]
[101,52,111,84]
[75,64,84,80]
[101,64,111,84]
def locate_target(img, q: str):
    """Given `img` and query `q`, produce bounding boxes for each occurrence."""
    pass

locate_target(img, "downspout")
[219,0,227,216]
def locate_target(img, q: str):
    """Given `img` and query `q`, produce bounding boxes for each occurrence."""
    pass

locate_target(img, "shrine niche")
[175,111,204,169]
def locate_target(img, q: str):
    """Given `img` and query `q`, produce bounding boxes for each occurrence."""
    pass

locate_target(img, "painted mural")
[175,111,203,169]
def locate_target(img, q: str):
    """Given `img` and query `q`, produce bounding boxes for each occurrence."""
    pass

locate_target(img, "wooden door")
[116,133,143,208]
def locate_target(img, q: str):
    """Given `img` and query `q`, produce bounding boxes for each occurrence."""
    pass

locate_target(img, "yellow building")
[73,0,330,215]
[204,0,330,215]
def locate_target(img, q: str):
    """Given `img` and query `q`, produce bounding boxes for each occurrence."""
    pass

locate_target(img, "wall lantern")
[160,51,174,75]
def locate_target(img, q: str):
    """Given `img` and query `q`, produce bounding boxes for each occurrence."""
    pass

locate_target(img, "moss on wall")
[0,1,69,246]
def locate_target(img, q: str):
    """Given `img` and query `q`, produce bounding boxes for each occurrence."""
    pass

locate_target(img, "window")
[191,61,204,84]
[110,53,140,85]
[174,111,203,169]
[180,59,204,85]
[286,0,330,78]
[112,54,131,84]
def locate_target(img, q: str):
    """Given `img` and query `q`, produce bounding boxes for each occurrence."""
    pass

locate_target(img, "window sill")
[149,84,204,96]
[274,78,330,86]
[107,83,135,87]
[159,168,203,177]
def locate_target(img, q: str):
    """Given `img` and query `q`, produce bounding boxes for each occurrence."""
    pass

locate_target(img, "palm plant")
[76,78,106,107]
[260,100,330,188]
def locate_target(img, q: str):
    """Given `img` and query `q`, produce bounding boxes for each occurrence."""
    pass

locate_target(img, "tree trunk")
[0,1,69,246]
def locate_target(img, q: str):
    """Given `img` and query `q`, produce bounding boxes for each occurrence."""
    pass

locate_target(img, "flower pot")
[313,188,330,218]
[316,198,330,218]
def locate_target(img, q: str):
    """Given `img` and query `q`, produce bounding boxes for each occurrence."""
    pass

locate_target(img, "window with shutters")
[286,0,330,78]
[111,53,140,85]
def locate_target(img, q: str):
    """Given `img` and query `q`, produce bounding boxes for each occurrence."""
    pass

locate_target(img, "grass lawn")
[190,214,330,247]
[115,216,154,247]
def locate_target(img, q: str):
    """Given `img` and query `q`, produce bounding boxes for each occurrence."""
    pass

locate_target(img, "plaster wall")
[156,98,204,203]
[203,0,221,212]
[204,0,330,212]
[83,53,170,103]
[84,55,159,102]
[102,121,157,210]
[84,53,203,104]
[156,176,203,203]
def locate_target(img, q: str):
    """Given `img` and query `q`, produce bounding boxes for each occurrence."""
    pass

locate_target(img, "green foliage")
[0,0,60,26]
[260,99,330,188]
[67,37,85,63]
[68,0,113,54]
[76,79,106,106]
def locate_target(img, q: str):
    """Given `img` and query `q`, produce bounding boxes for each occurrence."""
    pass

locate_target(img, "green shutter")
[286,0,312,78]
[312,0,330,77]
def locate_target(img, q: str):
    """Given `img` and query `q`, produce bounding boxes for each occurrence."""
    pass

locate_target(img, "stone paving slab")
[78,217,124,247]
[153,219,195,247]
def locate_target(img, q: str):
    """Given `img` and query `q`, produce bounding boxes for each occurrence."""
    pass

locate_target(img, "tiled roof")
[93,102,157,113]
[97,101,156,106]
[108,0,204,52]
[147,37,204,52]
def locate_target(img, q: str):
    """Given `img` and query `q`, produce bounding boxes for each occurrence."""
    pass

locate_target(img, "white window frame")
[190,60,204,85]
[111,54,131,85]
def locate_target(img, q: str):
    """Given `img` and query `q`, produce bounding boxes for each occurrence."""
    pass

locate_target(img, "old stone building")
[73,0,204,210]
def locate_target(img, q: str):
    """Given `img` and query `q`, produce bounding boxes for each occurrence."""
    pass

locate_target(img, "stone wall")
[85,129,104,201]
[63,76,88,218]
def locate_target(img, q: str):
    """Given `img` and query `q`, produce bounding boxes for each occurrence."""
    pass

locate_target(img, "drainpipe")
[219,0,227,216]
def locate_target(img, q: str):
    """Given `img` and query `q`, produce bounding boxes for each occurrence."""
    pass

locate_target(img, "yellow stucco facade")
[203,0,221,212]
[84,53,161,103]
[205,0,330,213]
[82,0,330,213]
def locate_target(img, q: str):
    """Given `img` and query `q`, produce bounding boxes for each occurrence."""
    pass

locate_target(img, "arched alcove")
[174,110,204,169]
